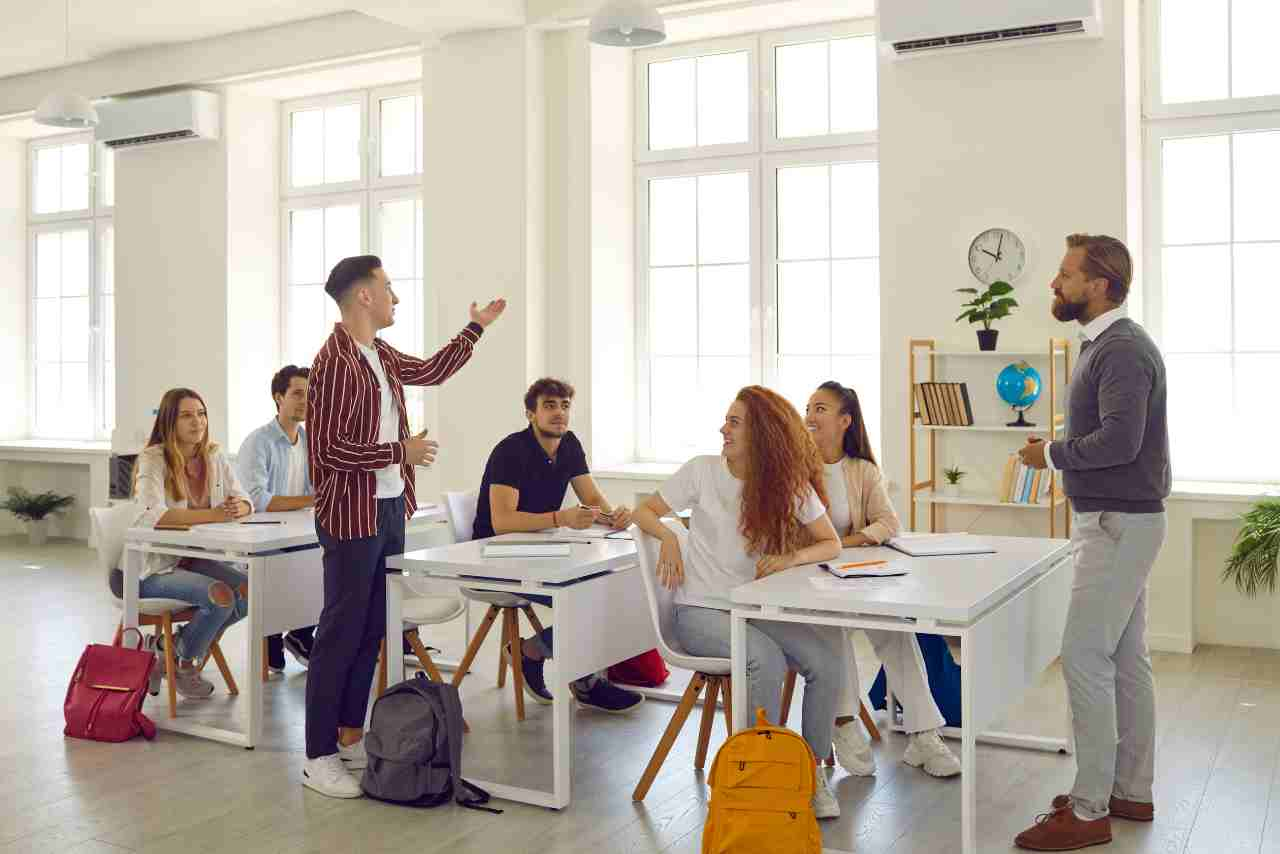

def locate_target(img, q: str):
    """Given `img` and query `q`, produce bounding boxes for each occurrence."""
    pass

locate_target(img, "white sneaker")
[903,729,962,777]
[337,738,368,770]
[831,721,876,776]
[301,755,363,798]
[812,767,841,819]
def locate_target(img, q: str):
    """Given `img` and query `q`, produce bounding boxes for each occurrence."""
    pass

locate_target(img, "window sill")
[595,462,682,481]
[0,439,113,459]
[1169,481,1280,505]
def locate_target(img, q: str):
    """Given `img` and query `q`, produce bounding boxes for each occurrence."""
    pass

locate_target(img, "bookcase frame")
[908,337,1073,537]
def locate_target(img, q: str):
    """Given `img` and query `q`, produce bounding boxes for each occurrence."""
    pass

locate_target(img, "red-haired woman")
[633,386,844,819]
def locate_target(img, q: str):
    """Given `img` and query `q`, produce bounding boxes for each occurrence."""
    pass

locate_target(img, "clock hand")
[981,249,999,260]
[995,232,1004,261]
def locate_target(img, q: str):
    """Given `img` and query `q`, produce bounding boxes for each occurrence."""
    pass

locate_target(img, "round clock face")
[968,228,1026,285]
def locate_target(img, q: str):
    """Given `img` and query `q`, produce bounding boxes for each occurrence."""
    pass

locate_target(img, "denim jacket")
[236,419,313,514]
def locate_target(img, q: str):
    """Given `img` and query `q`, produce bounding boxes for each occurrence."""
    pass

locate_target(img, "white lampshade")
[34,92,99,129]
[589,2,666,47]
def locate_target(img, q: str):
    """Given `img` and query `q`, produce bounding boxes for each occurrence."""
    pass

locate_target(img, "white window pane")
[831,355,881,457]
[378,199,417,279]
[324,104,362,184]
[696,52,749,147]
[698,357,750,440]
[1162,245,1231,352]
[649,176,697,267]
[1233,242,1280,352]
[650,356,699,456]
[778,260,831,355]
[650,267,697,355]
[289,208,324,284]
[776,354,831,414]
[61,363,90,437]
[1166,354,1231,477]
[1232,0,1280,99]
[290,109,324,187]
[288,286,327,367]
[323,204,362,275]
[36,232,61,298]
[61,296,89,362]
[415,199,424,279]
[60,143,89,211]
[102,295,115,367]
[778,165,830,260]
[100,226,114,294]
[1232,130,1280,242]
[697,171,749,264]
[648,58,697,151]
[99,144,114,208]
[35,300,59,362]
[776,41,829,139]
[415,95,424,174]
[60,229,89,297]
[35,147,61,214]
[698,265,750,356]
[1235,355,1280,446]
[1161,0,1227,103]
[380,95,417,178]
[103,361,115,433]
[36,363,60,436]
[831,259,879,355]
[830,36,877,134]
[831,162,878,259]
[1162,136,1230,245]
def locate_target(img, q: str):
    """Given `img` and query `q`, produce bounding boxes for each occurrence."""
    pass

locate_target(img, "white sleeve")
[132,452,170,529]
[1043,441,1059,472]
[796,486,826,525]
[658,457,703,513]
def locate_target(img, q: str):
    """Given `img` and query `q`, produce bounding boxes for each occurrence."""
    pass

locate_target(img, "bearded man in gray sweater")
[1014,234,1170,852]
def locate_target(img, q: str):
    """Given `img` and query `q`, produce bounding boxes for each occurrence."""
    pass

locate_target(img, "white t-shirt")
[285,431,308,497]
[822,459,851,535]
[356,340,405,499]
[659,454,827,610]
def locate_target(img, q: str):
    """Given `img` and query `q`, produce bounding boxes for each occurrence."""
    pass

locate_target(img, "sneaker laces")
[1033,802,1072,825]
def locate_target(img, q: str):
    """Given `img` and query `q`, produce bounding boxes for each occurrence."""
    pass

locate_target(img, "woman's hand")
[656,535,686,591]
[755,553,795,579]
[844,532,876,548]
[606,506,633,530]
[222,497,251,520]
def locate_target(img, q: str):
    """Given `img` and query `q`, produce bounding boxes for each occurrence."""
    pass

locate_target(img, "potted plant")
[956,280,1018,351]
[942,466,966,497]
[0,487,75,546]
[1221,498,1280,598]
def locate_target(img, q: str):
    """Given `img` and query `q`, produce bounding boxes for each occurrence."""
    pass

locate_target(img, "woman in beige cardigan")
[805,381,961,778]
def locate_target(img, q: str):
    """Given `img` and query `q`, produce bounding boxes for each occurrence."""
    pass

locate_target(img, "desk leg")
[960,628,977,854]
[730,611,747,733]
[122,545,140,631]
[550,590,571,809]
[386,575,405,687]
[246,556,263,749]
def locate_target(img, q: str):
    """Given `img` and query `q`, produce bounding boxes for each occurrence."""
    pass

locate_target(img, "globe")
[996,361,1042,427]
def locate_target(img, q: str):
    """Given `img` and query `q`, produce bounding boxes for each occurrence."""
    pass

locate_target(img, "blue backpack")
[868,633,961,727]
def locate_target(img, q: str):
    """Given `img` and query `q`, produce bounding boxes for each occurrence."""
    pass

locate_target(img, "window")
[281,84,425,419]
[1146,1,1280,484]
[636,21,879,461]
[28,134,114,440]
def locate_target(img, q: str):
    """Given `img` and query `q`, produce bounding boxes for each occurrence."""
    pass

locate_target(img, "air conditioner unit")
[879,0,1102,60]
[95,90,220,149]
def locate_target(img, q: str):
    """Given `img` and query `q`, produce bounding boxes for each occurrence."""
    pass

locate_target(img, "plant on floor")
[0,486,75,521]
[1221,498,1280,597]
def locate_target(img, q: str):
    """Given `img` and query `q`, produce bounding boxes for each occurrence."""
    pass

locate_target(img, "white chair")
[92,503,238,719]
[443,490,545,721]
[376,582,469,730]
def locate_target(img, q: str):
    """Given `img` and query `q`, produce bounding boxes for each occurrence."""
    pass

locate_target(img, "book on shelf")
[1000,454,1057,504]
[913,382,975,426]
[914,384,933,425]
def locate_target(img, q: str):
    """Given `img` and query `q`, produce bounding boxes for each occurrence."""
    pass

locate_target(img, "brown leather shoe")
[1015,799,1112,851]
[1051,794,1154,822]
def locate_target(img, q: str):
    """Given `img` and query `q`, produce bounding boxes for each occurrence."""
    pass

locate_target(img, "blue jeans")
[131,560,247,661]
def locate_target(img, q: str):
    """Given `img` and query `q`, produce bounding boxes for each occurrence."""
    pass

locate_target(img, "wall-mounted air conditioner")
[95,89,220,149]
[879,0,1102,60]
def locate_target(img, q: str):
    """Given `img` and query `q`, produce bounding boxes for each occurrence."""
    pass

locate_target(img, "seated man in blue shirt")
[237,365,317,673]
[473,377,644,714]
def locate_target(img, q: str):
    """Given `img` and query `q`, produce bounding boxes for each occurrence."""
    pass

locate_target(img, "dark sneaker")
[283,632,311,669]
[507,643,553,704]
[266,635,286,674]
[144,634,162,696]
[571,679,644,714]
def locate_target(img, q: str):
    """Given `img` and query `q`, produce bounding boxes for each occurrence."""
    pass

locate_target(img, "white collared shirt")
[1044,306,1128,472]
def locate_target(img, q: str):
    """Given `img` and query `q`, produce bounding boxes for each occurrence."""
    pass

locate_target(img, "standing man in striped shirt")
[301,254,505,798]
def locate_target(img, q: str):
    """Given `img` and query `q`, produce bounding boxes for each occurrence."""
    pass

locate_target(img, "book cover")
[914,383,932,425]
[1030,470,1043,504]
[998,454,1017,503]
[922,383,939,425]
[938,382,959,426]
[946,383,964,426]
[958,382,975,425]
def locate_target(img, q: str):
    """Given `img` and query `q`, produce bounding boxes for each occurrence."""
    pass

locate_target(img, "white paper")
[886,533,995,557]
[821,559,911,579]
[809,574,905,593]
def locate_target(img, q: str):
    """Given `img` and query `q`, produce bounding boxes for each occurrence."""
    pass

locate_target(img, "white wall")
[0,138,25,439]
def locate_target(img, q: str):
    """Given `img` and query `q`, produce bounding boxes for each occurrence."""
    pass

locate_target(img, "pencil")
[838,559,888,569]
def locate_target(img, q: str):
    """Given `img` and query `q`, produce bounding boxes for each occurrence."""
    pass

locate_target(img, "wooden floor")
[3,536,1280,853]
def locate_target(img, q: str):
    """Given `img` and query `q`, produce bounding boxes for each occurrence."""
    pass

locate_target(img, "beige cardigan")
[833,456,901,545]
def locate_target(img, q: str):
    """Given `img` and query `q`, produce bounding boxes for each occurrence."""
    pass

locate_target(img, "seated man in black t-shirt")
[473,377,644,714]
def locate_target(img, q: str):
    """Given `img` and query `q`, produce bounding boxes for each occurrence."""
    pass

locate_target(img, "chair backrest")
[633,519,693,662]
[443,490,479,543]
[90,502,141,583]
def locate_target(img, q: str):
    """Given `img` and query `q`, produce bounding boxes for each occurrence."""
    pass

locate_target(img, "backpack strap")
[412,672,503,815]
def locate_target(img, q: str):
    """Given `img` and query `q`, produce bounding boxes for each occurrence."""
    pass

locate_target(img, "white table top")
[125,504,446,552]
[388,535,638,586]
[730,536,1071,624]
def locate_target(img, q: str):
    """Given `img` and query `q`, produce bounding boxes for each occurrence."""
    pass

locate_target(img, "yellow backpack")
[702,708,822,854]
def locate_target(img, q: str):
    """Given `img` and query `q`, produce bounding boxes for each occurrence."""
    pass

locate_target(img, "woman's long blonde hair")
[135,387,218,502]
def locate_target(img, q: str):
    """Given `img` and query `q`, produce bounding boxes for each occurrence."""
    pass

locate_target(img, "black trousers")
[305,495,405,759]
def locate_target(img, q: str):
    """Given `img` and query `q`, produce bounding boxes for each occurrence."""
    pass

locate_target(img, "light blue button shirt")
[236,419,313,513]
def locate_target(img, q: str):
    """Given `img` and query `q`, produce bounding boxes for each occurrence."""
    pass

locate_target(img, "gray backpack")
[361,672,500,813]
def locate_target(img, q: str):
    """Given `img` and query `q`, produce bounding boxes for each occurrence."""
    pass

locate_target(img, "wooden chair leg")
[452,605,500,689]
[161,614,179,719]
[779,669,797,727]
[633,672,706,802]
[694,675,721,771]
[261,638,269,683]
[496,609,510,689]
[208,642,238,695]
[377,638,388,697]
[825,748,836,767]
[722,676,734,735]
[112,622,123,646]
[406,629,469,732]
[520,604,545,636]
[506,610,526,721]
[859,700,882,742]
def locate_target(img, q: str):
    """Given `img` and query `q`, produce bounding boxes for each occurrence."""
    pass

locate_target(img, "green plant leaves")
[0,486,76,522]
[956,282,1018,330]
[1221,498,1280,597]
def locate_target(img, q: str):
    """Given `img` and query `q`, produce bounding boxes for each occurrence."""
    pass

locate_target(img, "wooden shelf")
[913,491,1054,509]
[914,423,1042,433]
[923,350,1066,358]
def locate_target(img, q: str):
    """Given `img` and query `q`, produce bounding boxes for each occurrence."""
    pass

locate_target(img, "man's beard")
[1052,295,1087,322]
[534,423,566,439]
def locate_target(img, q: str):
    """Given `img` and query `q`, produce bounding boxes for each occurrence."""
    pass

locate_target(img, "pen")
[240,520,284,525]
[838,559,887,569]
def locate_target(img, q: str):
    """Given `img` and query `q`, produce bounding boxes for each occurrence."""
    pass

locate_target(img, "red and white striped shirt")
[308,321,483,540]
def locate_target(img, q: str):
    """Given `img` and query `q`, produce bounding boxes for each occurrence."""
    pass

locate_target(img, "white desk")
[729,536,1074,854]
[386,537,656,809]
[120,505,447,748]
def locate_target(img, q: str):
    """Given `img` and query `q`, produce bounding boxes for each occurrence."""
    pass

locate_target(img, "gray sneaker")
[172,664,215,699]
[143,634,162,696]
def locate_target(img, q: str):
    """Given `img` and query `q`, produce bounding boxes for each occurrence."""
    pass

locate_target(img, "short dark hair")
[271,365,309,410]
[324,255,383,303]
[524,378,575,413]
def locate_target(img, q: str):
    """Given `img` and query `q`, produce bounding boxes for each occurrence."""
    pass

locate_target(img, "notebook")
[819,560,910,579]
[482,540,573,558]
[886,534,995,557]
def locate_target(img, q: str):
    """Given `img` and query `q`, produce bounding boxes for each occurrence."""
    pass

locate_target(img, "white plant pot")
[27,518,49,546]
[942,483,962,497]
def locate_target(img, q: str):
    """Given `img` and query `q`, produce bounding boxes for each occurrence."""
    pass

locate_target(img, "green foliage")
[1222,499,1280,598]
[955,281,1019,331]
[0,486,76,522]
[943,466,966,485]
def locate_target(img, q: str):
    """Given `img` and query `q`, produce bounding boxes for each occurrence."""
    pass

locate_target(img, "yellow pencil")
[838,559,888,570]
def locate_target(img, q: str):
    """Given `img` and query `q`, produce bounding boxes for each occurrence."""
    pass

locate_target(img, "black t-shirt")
[471,426,590,540]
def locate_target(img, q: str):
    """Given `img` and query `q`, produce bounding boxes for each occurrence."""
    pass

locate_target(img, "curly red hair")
[734,386,828,556]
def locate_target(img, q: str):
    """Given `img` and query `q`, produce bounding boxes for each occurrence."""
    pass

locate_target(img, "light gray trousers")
[1062,510,1167,819]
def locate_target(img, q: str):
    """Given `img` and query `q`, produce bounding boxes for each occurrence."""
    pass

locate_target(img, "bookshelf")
[908,338,1072,537]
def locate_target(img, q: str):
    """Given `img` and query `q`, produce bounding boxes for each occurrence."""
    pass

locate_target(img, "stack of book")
[913,382,975,426]
[999,454,1055,504]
